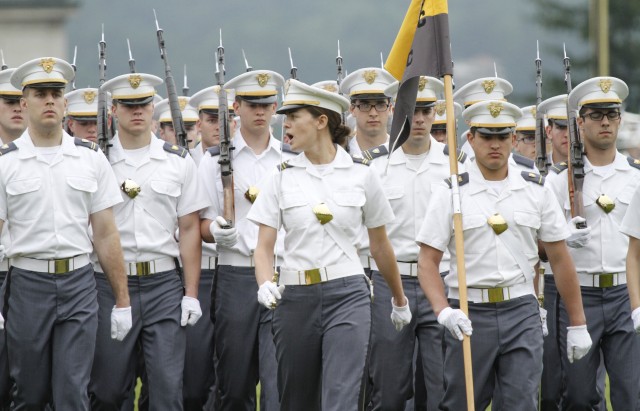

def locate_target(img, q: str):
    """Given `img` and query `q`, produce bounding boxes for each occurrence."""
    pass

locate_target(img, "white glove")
[390,296,412,331]
[210,216,239,247]
[0,311,4,330]
[111,306,132,341]
[181,296,202,326]
[0,245,5,263]
[539,307,549,337]
[566,216,591,248]
[437,307,473,341]
[567,324,592,363]
[631,307,640,333]
[257,280,285,310]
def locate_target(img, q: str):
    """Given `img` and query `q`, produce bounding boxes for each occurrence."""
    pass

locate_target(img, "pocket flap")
[7,178,41,195]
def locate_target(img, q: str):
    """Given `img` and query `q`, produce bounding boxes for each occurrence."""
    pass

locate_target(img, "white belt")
[217,253,254,267]
[368,259,417,277]
[95,257,176,276]
[577,272,626,288]
[360,255,371,269]
[279,262,364,286]
[0,259,8,272]
[201,256,217,270]
[449,282,535,304]
[10,254,90,274]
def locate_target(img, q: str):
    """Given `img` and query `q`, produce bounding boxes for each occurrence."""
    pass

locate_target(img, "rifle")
[70,46,77,91]
[97,25,111,158]
[126,39,136,73]
[0,50,6,70]
[241,49,253,72]
[288,48,298,80]
[336,41,347,125]
[534,41,550,175]
[153,9,189,149]
[182,64,189,96]
[564,44,587,228]
[216,29,235,228]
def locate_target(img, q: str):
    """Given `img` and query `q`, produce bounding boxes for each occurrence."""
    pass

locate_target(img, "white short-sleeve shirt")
[416,161,568,291]
[0,131,122,259]
[247,145,394,271]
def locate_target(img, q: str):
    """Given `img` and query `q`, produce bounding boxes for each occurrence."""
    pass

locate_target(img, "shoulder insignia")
[351,156,371,166]
[444,172,469,188]
[0,142,18,156]
[207,146,221,156]
[550,161,569,174]
[163,142,188,158]
[361,144,388,161]
[281,143,299,155]
[521,171,545,185]
[277,160,295,171]
[443,144,467,163]
[74,137,98,152]
[512,152,535,169]
[628,156,640,171]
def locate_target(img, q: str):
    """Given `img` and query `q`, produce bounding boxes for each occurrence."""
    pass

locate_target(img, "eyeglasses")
[582,111,621,121]
[353,102,390,112]
[517,135,536,145]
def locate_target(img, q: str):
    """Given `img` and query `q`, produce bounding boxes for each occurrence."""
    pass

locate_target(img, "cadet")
[0,57,130,409]
[65,87,100,142]
[512,105,537,160]
[248,78,410,411]
[431,99,461,144]
[154,96,199,150]
[199,69,290,411]
[417,100,591,410]
[546,76,640,409]
[340,67,395,158]
[538,94,570,165]
[0,67,26,410]
[89,72,208,409]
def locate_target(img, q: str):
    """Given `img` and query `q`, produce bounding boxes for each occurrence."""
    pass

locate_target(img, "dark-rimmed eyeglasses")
[353,102,390,112]
[582,111,621,121]
[517,136,536,145]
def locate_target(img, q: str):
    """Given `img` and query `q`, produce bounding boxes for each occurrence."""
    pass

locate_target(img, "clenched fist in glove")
[390,296,412,331]
[211,216,239,248]
[632,307,640,334]
[111,306,132,341]
[438,307,473,341]
[181,296,202,326]
[566,216,591,249]
[257,281,285,310]
[539,306,549,337]
[567,324,592,363]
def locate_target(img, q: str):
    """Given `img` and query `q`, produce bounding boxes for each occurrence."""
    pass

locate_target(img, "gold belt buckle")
[486,287,505,303]
[304,268,322,285]
[598,273,614,288]
[52,258,70,274]
[135,262,152,276]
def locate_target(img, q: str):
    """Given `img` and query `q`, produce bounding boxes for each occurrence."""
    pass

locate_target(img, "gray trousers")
[541,274,562,411]
[558,284,640,410]
[0,270,10,410]
[6,264,98,410]
[213,265,279,411]
[442,295,543,411]
[367,271,444,411]
[183,268,216,410]
[272,275,371,411]
[89,270,185,411]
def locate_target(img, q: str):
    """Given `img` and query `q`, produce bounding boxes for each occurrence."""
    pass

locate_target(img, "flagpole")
[443,74,475,411]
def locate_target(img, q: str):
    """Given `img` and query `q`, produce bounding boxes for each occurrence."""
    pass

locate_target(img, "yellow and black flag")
[385,0,453,153]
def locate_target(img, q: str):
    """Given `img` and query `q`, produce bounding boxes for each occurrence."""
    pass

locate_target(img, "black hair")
[305,106,351,147]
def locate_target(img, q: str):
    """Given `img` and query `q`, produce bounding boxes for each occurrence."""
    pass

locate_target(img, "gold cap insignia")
[244,186,260,204]
[121,178,141,199]
[596,194,615,213]
[256,73,271,87]
[322,84,337,93]
[312,202,333,225]
[599,79,612,93]
[363,70,377,85]
[530,107,536,117]
[128,74,142,89]
[178,97,188,111]
[488,101,503,118]
[487,213,508,235]
[83,90,96,104]
[435,101,446,116]
[482,79,496,94]
[418,76,428,91]
[39,58,55,74]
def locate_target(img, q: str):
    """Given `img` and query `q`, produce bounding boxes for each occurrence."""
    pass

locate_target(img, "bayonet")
[183,64,189,96]
[97,24,111,157]
[534,40,550,175]
[0,50,6,70]
[288,47,297,80]
[126,38,136,73]
[336,40,344,87]
[242,49,253,72]
[70,46,77,90]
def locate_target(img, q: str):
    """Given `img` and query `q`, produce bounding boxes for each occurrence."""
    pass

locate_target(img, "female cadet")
[247,79,411,411]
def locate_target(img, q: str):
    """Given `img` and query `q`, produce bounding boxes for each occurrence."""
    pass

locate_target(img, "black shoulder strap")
[520,171,545,186]
[361,144,388,161]
[0,142,18,156]
[550,161,569,174]
[207,146,221,156]
[277,161,295,171]
[443,144,468,163]
[74,138,98,152]
[351,156,371,166]
[628,156,640,171]
[444,172,470,188]
[512,152,535,169]
[163,142,188,158]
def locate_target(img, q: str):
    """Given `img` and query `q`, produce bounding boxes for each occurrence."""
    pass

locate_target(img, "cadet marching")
[0,12,638,411]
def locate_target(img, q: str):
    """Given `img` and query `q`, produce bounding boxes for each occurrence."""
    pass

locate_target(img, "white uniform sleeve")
[91,151,123,214]
[620,185,640,239]
[198,153,222,221]
[538,186,570,242]
[177,155,210,217]
[362,167,395,228]
[247,169,280,229]
[416,184,453,252]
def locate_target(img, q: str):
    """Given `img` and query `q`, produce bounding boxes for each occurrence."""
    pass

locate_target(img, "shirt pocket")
[333,189,365,227]
[66,176,98,217]
[383,185,404,226]
[6,177,42,221]
[461,214,489,254]
[146,180,182,232]
[280,191,310,228]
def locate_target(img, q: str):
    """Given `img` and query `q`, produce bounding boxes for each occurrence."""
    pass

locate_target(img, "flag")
[385,0,453,153]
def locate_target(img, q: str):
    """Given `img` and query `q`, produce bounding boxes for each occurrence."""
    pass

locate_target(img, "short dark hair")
[304,106,351,147]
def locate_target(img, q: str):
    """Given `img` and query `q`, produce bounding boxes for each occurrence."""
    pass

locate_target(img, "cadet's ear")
[316,114,328,130]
